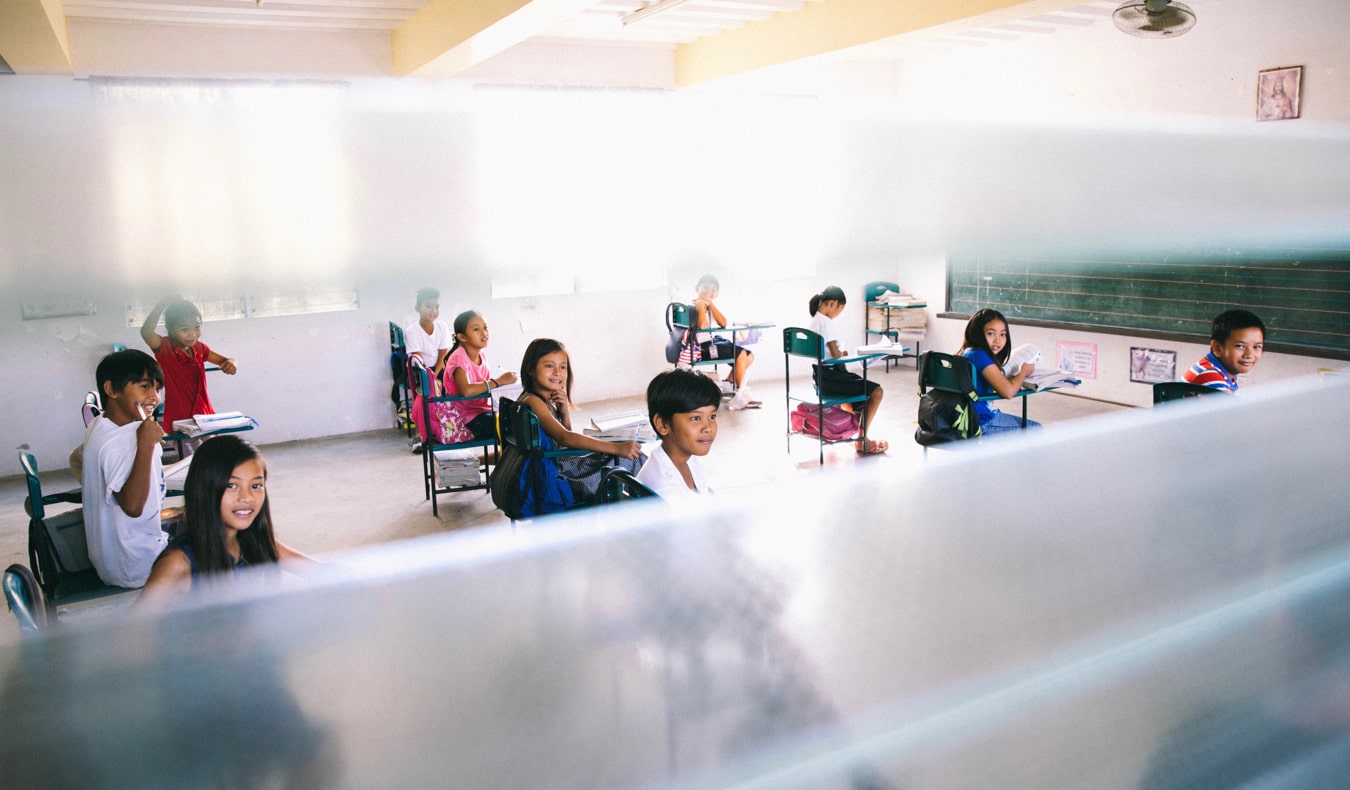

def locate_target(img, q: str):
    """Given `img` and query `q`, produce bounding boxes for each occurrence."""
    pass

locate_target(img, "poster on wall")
[1130,347,1177,384]
[1056,341,1097,379]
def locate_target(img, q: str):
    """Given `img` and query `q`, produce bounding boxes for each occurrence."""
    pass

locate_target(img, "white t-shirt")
[636,443,714,502]
[82,416,167,588]
[403,319,451,369]
[808,311,840,353]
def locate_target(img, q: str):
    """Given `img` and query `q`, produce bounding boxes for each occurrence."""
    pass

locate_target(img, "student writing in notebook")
[808,286,888,454]
[1183,309,1265,393]
[637,369,721,501]
[958,308,1041,434]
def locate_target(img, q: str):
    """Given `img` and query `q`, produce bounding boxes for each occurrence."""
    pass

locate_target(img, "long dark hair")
[178,435,279,576]
[519,338,573,401]
[448,309,482,354]
[958,307,1012,366]
[808,286,847,317]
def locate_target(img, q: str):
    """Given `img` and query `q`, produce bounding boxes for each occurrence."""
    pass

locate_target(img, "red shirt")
[155,338,214,431]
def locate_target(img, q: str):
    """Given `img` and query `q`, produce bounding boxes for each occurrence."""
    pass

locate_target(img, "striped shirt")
[1184,351,1238,393]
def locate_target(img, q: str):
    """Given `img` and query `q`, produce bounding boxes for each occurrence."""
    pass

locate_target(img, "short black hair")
[415,287,439,308]
[95,349,164,409]
[163,299,201,331]
[646,369,721,433]
[1211,309,1266,343]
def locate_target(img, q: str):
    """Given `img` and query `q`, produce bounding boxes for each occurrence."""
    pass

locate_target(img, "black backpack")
[915,390,981,445]
[914,351,983,446]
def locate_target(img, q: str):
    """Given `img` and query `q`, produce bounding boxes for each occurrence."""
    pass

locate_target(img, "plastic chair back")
[864,281,899,303]
[4,564,47,633]
[596,468,657,505]
[666,302,693,332]
[917,351,979,400]
[782,327,825,362]
[1153,381,1225,404]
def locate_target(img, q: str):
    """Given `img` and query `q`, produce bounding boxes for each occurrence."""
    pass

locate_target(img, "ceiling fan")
[1112,0,1197,38]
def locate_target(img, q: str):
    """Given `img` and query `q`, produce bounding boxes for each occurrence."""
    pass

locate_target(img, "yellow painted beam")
[392,0,594,78]
[675,0,1087,87]
[0,0,73,74]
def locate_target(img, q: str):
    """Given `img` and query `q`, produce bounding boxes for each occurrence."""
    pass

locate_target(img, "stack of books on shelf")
[433,448,483,487]
[873,289,927,307]
[171,411,256,436]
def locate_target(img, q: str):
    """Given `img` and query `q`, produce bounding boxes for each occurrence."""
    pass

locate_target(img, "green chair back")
[1153,381,1225,404]
[597,468,657,505]
[783,327,825,362]
[917,351,979,401]
[864,281,899,303]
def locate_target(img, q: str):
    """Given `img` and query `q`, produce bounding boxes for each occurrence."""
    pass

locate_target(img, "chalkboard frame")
[942,251,1350,362]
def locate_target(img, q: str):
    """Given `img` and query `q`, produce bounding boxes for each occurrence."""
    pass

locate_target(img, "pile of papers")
[1024,369,1082,391]
[584,412,656,443]
[433,449,483,487]
[171,411,255,436]
[872,289,926,307]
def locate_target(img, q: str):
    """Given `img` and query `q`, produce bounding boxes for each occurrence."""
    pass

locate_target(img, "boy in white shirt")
[83,349,169,588]
[637,369,722,501]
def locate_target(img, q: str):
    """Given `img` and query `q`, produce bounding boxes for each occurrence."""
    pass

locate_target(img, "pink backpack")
[791,403,860,441]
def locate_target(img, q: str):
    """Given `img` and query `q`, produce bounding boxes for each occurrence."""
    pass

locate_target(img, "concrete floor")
[0,363,1129,647]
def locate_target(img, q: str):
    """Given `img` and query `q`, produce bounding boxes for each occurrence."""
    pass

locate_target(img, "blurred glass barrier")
[2,376,1347,789]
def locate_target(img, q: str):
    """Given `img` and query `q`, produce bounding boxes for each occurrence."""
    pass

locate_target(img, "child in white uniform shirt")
[636,369,722,501]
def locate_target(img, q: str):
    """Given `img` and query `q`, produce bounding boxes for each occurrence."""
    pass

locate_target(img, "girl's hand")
[1019,362,1036,377]
[495,371,517,386]
[219,358,238,375]
[613,441,642,461]
[548,389,569,411]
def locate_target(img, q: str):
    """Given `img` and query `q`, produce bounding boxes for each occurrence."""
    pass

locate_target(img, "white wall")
[3,0,1349,476]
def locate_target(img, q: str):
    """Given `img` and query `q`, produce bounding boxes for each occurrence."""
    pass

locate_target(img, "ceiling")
[0,0,1128,86]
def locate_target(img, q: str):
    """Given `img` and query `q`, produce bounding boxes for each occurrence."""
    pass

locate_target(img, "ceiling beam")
[392,0,595,78]
[0,0,73,74]
[673,0,1089,87]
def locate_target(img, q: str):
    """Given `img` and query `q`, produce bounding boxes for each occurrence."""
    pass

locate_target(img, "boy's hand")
[495,371,518,386]
[219,358,238,375]
[137,411,165,447]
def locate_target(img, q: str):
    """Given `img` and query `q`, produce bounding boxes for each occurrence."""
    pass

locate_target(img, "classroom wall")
[3,0,1348,477]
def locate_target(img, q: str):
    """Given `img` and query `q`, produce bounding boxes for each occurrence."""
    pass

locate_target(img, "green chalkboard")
[946,249,1350,360]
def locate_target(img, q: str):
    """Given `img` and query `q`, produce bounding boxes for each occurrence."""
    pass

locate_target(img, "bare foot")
[856,438,889,455]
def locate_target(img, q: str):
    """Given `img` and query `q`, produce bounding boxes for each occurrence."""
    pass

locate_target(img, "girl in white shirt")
[807,286,889,454]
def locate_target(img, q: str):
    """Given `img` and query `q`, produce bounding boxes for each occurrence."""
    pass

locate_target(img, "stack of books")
[584,412,656,443]
[171,411,256,436]
[433,448,483,487]
[1024,369,1082,391]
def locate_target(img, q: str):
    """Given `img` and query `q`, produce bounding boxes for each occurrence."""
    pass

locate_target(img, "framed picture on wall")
[1257,66,1302,121]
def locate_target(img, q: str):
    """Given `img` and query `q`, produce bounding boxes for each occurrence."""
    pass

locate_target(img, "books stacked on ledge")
[584,412,657,443]
[171,411,256,436]
[433,448,483,487]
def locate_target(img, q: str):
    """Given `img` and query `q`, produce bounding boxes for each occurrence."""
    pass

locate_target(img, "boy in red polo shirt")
[140,297,238,435]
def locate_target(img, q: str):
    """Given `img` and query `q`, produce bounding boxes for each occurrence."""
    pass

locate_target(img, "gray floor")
[0,363,1128,647]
